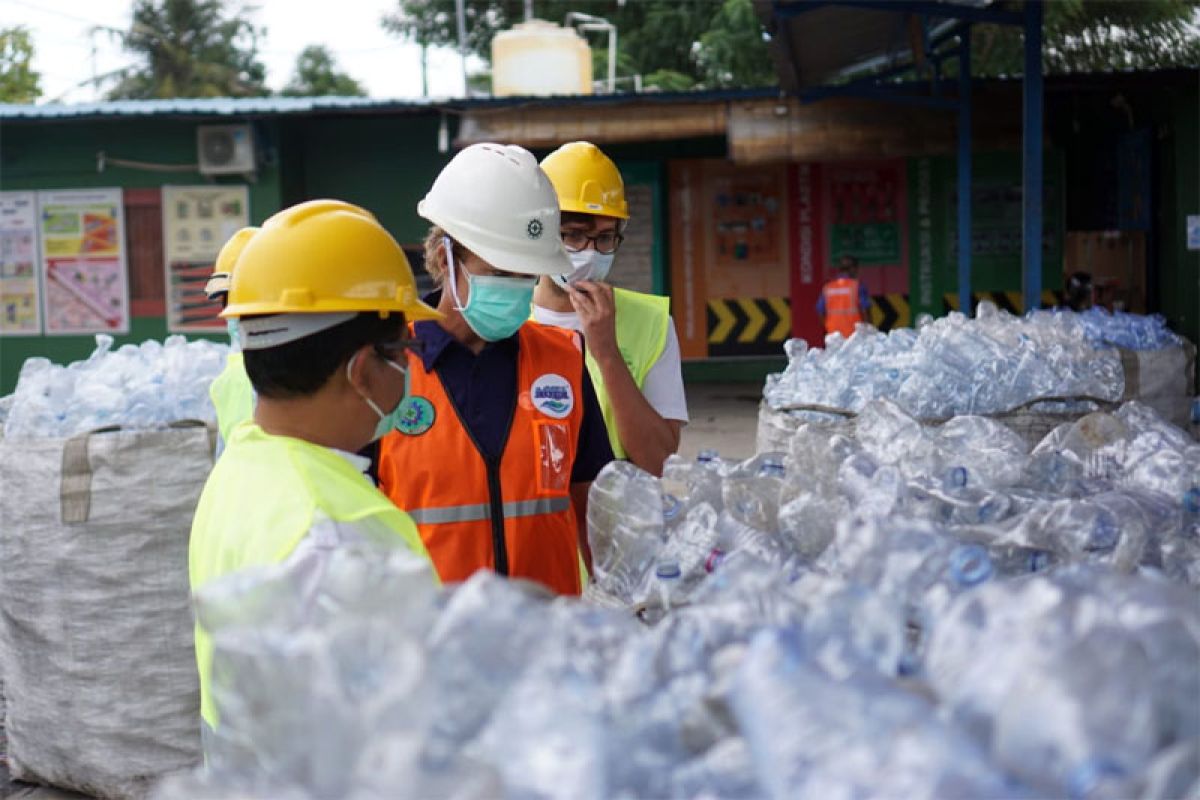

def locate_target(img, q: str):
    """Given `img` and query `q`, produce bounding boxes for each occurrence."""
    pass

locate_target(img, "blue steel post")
[1022,0,1044,313]
[957,31,972,315]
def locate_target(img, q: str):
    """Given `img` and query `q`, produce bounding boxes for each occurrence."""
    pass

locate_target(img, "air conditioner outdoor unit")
[197,124,255,175]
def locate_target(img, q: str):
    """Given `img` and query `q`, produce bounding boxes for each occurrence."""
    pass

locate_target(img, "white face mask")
[551,248,615,290]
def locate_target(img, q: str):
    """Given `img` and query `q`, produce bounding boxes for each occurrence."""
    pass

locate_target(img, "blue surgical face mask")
[551,248,615,289]
[445,237,534,342]
[226,317,242,351]
[348,352,409,442]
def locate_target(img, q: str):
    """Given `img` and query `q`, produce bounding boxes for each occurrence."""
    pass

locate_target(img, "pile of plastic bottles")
[158,399,1200,800]
[763,303,1140,418]
[2,335,228,438]
[1070,306,1185,350]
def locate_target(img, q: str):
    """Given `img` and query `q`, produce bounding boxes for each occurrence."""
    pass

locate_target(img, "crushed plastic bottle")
[5,334,229,437]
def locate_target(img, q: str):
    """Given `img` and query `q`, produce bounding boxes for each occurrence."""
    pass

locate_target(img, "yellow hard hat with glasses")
[222,199,441,321]
[540,141,629,220]
[205,226,259,301]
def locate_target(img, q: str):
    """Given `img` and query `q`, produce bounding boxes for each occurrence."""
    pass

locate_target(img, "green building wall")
[1157,82,1199,348]
[906,150,1066,320]
[0,117,286,394]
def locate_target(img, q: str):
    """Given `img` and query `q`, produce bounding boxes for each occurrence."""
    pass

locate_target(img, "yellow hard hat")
[205,226,259,300]
[222,199,441,321]
[540,141,629,220]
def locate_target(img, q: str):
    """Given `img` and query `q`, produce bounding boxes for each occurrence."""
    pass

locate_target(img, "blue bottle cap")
[946,466,969,489]
[949,544,993,587]
[662,493,683,522]
[655,562,682,580]
[1184,487,1200,515]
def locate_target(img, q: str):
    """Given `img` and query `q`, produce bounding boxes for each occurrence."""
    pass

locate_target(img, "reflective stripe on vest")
[823,277,862,337]
[189,423,428,729]
[408,496,571,525]
[585,287,670,459]
[377,322,585,595]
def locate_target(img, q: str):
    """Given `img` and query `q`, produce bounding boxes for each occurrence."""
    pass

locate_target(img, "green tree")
[107,0,268,99]
[381,0,776,91]
[697,0,777,89]
[970,0,1200,76]
[282,45,366,96]
[0,26,41,103]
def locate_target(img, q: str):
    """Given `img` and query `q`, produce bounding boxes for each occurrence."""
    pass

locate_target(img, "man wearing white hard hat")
[376,143,614,595]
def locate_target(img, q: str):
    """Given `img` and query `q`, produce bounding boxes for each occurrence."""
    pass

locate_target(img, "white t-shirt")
[532,304,689,423]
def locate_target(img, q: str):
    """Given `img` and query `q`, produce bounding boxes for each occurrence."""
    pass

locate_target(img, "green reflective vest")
[208,352,255,445]
[189,423,429,729]
[587,287,670,459]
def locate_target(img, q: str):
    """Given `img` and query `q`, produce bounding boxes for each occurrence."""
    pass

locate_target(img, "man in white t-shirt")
[532,141,688,477]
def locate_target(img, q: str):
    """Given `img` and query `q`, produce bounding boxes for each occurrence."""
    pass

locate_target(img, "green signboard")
[907,151,1064,318]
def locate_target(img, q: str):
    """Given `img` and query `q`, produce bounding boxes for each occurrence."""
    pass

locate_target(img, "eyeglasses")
[374,337,422,361]
[561,229,624,255]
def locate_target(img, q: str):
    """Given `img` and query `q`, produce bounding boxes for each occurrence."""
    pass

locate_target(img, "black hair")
[243,311,406,399]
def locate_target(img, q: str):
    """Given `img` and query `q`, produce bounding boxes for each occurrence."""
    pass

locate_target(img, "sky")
[3,0,477,103]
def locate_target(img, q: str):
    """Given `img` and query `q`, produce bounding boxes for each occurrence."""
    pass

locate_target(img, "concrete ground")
[676,380,765,463]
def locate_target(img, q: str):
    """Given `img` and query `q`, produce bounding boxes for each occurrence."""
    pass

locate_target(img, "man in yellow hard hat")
[189,199,442,742]
[533,141,688,477]
[204,226,258,451]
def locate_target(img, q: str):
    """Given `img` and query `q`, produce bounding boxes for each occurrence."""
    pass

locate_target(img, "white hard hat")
[418,143,571,277]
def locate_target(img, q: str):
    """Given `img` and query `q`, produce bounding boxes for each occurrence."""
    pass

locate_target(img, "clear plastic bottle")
[723,453,787,532]
[585,461,665,604]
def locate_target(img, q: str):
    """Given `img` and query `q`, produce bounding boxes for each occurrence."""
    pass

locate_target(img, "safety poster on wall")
[162,185,249,332]
[37,188,130,335]
[0,191,42,335]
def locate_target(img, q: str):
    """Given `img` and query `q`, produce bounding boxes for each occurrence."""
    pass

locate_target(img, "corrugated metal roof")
[0,88,785,122]
[0,95,446,120]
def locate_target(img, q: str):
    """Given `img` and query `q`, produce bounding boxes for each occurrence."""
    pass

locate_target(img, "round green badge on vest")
[396,396,436,435]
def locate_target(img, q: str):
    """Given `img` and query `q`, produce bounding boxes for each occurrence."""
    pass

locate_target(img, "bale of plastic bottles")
[758,303,1196,453]
[0,335,227,798]
[155,398,1199,800]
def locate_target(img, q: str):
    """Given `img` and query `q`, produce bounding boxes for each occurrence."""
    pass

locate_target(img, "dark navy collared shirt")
[402,296,614,482]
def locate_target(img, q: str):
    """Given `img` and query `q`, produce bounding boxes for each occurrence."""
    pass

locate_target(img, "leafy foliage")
[382,0,776,91]
[0,26,41,103]
[107,0,268,99]
[971,0,1200,76]
[282,45,366,97]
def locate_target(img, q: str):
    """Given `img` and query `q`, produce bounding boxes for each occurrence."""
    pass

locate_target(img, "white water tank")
[491,20,592,97]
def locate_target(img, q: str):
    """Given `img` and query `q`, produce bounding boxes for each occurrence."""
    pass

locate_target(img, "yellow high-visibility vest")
[208,352,255,445]
[586,287,670,459]
[189,423,429,729]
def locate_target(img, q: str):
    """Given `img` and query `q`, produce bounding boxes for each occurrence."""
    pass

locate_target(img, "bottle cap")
[949,544,993,587]
[655,561,682,580]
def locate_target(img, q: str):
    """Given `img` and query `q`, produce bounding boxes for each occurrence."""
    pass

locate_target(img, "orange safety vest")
[377,322,585,595]
[822,277,864,337]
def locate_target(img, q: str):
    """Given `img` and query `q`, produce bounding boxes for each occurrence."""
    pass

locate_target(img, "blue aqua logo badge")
[530,373,573,419]
[396,396,435,436]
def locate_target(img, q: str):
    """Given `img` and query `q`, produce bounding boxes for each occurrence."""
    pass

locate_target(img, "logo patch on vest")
[530,373,574,419]
[396,396,435,435]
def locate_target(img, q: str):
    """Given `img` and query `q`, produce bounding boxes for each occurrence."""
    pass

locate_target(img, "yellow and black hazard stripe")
[707,297,791,356]
[868,293,911,332]
[943,290,1063,315]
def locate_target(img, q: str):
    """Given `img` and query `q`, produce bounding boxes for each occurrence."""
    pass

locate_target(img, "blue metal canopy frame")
[767,0,1046,315]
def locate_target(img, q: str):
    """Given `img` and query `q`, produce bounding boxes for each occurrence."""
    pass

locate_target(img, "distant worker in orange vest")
[816,254,872,338]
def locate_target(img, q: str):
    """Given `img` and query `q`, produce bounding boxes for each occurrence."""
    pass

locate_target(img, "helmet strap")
[444,236,469,313]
